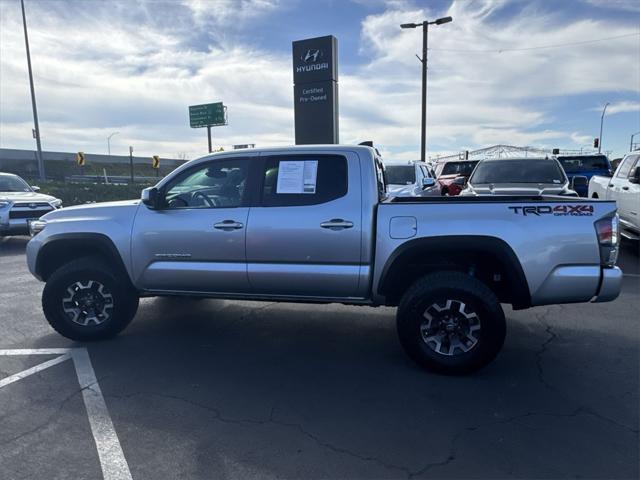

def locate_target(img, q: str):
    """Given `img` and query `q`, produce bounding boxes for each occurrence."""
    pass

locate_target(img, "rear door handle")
[608,184,614,187]
[213,220,244,231]
[320,219,354,230]
[622,186,629,190]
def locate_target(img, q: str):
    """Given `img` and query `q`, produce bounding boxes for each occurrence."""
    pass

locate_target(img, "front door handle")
[622,186,629,190]
[320,219,354,230]
[214,220,244,231]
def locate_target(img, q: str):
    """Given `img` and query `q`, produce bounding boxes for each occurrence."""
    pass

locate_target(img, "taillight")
[594,214,619,267]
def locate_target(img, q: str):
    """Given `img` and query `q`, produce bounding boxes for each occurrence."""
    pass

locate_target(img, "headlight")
[29,219,47,236]
[0,201,10,209]
[49,199,63,208]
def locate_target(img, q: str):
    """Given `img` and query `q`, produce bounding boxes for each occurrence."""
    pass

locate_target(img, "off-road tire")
[397,271,506,375]
[42,257,139,341]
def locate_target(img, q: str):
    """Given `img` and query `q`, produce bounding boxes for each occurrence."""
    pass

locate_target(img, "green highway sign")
[189,102,226,128]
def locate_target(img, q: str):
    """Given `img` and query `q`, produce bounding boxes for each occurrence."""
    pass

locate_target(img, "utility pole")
[129,146,134,184]
[598,102,609,154]
[420,21,428,164]
[20,0,45,181]
[207,125,212,153]
[400,16,452,163]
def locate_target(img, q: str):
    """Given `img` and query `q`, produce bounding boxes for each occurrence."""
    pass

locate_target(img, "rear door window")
[261,155,348,207]
[616,156,636,179]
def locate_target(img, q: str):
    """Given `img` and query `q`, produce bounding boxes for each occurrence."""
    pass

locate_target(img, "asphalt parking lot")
[1,236,638,480]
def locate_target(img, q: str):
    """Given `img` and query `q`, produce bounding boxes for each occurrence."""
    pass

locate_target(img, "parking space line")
[0,353,71,389]
[0,348,74,355]
[72,348,133,480]
[0,348,133,480]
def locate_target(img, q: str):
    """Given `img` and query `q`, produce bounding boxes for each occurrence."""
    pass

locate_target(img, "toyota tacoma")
[26,145,622,374]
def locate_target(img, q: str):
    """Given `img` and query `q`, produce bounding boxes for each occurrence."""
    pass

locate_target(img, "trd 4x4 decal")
[508,205,594,216]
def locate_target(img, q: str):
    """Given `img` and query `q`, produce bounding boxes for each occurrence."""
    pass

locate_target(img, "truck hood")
[0,191,59,204]
[464,183,575,196]
[41,199,140,221]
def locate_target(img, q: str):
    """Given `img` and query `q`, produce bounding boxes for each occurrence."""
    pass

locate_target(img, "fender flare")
[35,232,131,282]
[378,235,531,309]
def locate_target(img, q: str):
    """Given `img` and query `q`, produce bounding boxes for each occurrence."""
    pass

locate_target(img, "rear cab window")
[261,155,348,207]
[558,155,610,172]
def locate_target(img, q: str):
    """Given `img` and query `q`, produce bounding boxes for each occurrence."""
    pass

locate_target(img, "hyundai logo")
[29,203,37,209]
[301,49,322,63]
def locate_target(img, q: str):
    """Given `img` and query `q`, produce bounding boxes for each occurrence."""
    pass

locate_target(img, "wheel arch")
[36,233,131,283]
[378,235,531,309]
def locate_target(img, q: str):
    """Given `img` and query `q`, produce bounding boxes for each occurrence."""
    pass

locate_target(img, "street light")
[598,102,609,154]
[401,16,453,163]
[107,131,119,156]
[20,0,45,181]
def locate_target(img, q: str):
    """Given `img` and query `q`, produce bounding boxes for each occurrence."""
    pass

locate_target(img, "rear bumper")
[532,265,622,305]
[592,267,623,303]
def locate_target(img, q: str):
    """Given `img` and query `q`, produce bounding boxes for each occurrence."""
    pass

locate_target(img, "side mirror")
[452,176,466,186]
[141,187,160,208]
[421,177,435,189]
[629,167,640,184]
[571,175,589,189]
[31,186,40,192]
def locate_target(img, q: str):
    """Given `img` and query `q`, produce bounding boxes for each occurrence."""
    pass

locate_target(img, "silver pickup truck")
[26,145,622,374]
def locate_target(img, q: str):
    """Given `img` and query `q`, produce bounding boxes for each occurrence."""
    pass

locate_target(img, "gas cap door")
[389,216,417,239]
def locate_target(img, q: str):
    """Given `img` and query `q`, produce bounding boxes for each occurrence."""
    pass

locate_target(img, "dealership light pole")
[20,0,45,181]
[107,131,119,155]
[401,16,452,163]
[598,102,609,154]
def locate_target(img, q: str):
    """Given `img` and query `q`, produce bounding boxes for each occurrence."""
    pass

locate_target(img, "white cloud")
[0,0,638,162]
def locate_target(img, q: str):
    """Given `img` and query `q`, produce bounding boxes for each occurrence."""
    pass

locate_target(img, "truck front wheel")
[42,257,139,341]
[397,271,506,374]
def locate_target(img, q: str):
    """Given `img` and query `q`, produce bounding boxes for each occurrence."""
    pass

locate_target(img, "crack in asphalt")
[105,389,639,479]
[534,308,559,393]
[0,387,82,447]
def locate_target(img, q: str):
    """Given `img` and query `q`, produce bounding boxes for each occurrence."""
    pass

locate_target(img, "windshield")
[558,155,610,172]
[470,160,566,184]
[0,175,32,192]
[441,161,478,176]
[385,165,415,185]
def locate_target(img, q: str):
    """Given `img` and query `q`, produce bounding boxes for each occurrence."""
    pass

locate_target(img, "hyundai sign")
[292,35,339,145]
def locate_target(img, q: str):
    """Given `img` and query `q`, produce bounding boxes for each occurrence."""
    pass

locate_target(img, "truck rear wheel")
[42,257,139,341]
[397,271,505,375]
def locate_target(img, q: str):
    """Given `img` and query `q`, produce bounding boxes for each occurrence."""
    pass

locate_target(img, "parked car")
[556,154,612,197]
[0,172,62,236]
[26,145,621,374]
[434,160,479,196]
[589,152,640,241]
[385,162,439,197]
[460,158,578,197]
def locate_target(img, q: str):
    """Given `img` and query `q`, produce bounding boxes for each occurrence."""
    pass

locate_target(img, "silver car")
[460,158,578,196]
[0,172,62,236]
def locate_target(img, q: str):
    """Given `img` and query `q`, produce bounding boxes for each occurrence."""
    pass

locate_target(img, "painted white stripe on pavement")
[72,348,133,480]
[623,273,640,278]
[0,353,71,389]
[0,348,73,355]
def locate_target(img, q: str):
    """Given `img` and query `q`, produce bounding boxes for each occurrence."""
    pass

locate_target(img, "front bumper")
[592,267,623,303]
[0,218,31,236]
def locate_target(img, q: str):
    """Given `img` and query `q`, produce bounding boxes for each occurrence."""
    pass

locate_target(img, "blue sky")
[1,0,639,161]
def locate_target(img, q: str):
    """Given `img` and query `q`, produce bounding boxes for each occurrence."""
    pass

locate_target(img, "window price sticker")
[277,160,318,194]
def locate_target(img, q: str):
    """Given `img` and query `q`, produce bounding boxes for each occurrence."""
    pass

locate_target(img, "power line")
[429,32,640,53]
